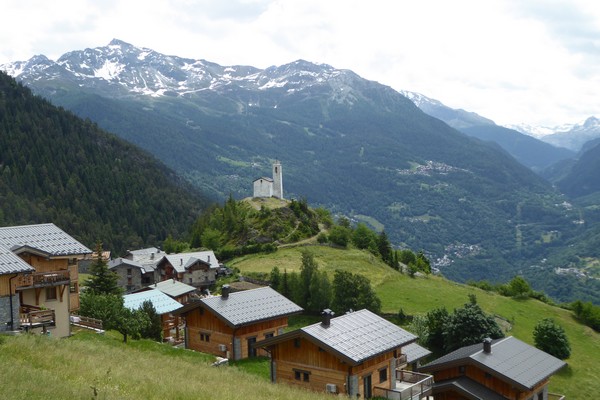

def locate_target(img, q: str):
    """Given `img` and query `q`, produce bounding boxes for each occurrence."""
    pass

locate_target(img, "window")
[69,281,78,294]
[379,367,388,383]
[200,333,210,342]
[485,372,492,379]
[265,332,274,339]
[458,365,466,374]
[46,286,57,300]
[127,268,132,276]
[294,369,310,382]
[294,338,301,348]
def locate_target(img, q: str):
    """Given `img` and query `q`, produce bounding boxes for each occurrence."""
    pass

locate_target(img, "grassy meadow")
[231,245,600,398]
[0,330,328,400]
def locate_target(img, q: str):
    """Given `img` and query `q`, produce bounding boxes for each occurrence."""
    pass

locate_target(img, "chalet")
[123,288,183,341]
[0,243,35,333]
[108,257,157,292]
[0,223,91,337]
[254,309,433,399]
[156,251,219,289]
[173,285,303,360]
[419,336,566,400]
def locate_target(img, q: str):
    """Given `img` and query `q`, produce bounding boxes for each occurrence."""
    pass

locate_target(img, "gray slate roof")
[433,377,507,400]
[421,336,566,391]
[0,243,35,275]
[163,251,219,273]
[152,279,196,298]
[0,223,91,256]
[108,257,155,273]
[175,286,303,327]
[256,309,418,366]
[403,342,433,364]
[300,309,417,365]
[123,289,183,315]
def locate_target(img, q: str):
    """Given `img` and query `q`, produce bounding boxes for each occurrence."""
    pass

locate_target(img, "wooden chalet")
[0,224,91,338]
[0,243,36,333]
[173,285,303,360]
[255,309,433,399]
[419,336,567,400]
[123,288,183,341]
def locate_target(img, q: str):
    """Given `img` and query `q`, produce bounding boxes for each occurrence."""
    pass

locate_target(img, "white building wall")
[272,161,283,199]
[253,179,273,198]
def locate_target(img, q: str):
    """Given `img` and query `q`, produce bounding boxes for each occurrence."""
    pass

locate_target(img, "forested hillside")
[0,72,210,253]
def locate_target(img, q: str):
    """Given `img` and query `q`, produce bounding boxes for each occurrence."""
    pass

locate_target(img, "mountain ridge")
[2,40,591,302]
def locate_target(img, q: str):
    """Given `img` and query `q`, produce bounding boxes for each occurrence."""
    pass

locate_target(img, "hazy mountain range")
[2,39,599,303]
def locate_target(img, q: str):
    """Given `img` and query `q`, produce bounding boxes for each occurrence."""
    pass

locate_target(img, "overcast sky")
[1,0,598,127]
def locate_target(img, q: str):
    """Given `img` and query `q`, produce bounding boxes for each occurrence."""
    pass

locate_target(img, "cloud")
[0,0,597,126]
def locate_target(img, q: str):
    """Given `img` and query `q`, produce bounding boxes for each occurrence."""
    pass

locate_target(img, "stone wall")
[0,295,20,332]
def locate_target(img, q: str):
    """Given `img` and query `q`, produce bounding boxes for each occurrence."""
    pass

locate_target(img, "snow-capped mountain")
[399,90,495,129]
[507,117,600,151]
[1,39,363,102]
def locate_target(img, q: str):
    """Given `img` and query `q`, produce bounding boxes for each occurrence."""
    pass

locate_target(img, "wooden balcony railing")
[15,270,70,289]
[374,371,433,400]
[395,354,408,368]
[20,307,56,330]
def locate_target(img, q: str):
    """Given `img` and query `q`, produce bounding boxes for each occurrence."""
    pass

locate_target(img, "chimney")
[321,309,334,327]
[483,338,492,354]
[172,278,176,284]
[180,258,183,266]
[151,252,154,260]
[208,255,211,263]
[221,284,230,299]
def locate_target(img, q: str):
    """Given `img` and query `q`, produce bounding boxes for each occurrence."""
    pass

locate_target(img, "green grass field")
[3,245,598,398]
[231,245,600,398]
[0,330,328,400]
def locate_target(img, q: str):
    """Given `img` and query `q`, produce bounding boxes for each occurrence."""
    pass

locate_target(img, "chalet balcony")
[15,270,70,289]
[20,305,56,331]
[374,370,433,400]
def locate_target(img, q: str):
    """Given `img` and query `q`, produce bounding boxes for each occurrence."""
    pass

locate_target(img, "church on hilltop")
[253,160,284,199]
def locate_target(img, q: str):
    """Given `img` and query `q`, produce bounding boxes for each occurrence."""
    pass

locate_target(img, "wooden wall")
[185,306,288,359]
[270,337,395,395]
[0,275,14,297]
[19,254,68,272]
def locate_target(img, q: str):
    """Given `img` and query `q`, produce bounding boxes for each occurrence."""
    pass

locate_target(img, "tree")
[307,270,331,313]
[299,250,319,308]
[533,318,571,359]
[443,301,504,352]
[278,269,290,298]
[425,307,450,354]
[86,242,122,296]
[328,225,351,247]
[408,314,429,346]
[352,223,377,251]
[377,230,392,264]
[138,300,162,342]
[79,292,124,330]
[270,266,281,291]
[507,275,532,298]
[331,270,381,314]
[115,307,148,343]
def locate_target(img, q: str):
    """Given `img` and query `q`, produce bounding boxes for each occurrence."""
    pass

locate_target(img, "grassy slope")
[230,245,600,398]
[0,330,328,400]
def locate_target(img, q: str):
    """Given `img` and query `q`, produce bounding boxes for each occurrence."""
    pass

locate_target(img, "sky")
[1,0,598,127]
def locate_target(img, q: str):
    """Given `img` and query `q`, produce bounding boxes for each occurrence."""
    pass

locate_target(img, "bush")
[533,318,571,360]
